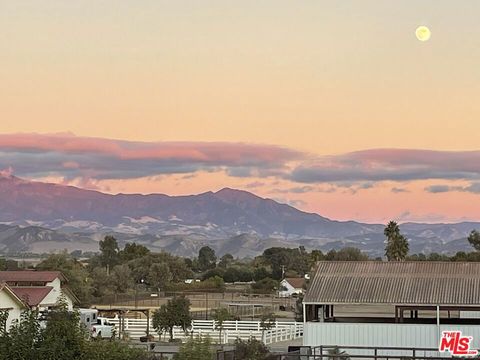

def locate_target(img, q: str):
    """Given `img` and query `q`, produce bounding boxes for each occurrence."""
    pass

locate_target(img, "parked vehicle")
[79,309,115,339]
[79,308,98,331]
[91,317,115,339]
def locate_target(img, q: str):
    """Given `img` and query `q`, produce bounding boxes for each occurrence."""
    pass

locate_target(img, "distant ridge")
[0,176,478,257]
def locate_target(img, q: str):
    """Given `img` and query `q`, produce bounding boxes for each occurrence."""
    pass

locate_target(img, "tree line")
[2,224,479,305]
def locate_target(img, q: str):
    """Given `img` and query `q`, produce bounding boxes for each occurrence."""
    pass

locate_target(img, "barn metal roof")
[283,277,306,289]
[11,286,53,307]
[0,271,65,283]
[304,261,480,306]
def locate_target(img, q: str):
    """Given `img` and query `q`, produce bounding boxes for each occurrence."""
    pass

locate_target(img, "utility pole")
[135,284,138,309]
[205,292,209,320]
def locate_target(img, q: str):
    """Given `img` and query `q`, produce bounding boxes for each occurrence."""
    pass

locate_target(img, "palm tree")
[384,221,400,240]
[384,221,409,261]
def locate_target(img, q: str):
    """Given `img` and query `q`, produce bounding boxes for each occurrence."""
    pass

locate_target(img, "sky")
[1,1,480,223]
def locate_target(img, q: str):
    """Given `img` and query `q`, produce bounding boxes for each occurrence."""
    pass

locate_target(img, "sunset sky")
[1,1,480,223]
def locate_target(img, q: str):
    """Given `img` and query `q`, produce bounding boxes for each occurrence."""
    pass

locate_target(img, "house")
[0,271,78,311]
[303,261,480,355]
[0,282,27,330]
[279,277,305,297]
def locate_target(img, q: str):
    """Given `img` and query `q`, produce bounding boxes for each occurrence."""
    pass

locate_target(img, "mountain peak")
[215,187,263,201]
[216,187,259,196]
[0,174,29,185]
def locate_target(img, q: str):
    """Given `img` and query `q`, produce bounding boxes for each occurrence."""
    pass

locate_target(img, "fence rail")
[273,345,453,360]
[109,318,303,344]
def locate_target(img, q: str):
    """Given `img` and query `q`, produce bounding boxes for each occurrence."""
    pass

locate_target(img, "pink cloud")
[291,149,480,183]
[0,166,14,177]
[0,133,302,165]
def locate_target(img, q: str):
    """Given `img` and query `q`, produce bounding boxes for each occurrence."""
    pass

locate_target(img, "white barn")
[0,283,27,330]
[279,277,305,297]
[303,261,480,356]
[0,271,78,311]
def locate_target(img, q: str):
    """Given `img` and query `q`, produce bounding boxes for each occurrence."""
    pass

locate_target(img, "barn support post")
[436,305,440,346]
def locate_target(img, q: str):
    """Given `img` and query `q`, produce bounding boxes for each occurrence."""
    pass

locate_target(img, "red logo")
[439,331,478,356]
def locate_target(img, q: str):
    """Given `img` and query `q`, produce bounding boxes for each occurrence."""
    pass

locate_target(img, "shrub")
[174,336,214,360]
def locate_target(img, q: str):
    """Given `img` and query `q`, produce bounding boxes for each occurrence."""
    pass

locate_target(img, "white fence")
[109,318,303,344]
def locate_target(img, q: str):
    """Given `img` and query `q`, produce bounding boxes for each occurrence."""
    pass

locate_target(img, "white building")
[303,262,480,357]
[0,282,27,330]
[0,271,78,311]
[279,277,305,297]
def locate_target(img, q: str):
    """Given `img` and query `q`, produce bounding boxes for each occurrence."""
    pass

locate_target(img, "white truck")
[91,317,115,339]
[79,309,115,339]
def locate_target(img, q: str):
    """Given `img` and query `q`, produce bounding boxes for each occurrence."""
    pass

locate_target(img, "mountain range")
[0,175,478,258]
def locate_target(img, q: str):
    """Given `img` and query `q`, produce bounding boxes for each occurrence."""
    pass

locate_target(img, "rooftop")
[11,287,53,307]
[0,271,65,283]
[305,261,480,306]
[283,277,305,289]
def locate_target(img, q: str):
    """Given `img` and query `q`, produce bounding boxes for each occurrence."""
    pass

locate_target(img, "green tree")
[251,278,278,294]
[212,308,233,343]
[218,253,234,268]
[468,230,480,251]
[119,243,150,262]
[325,247,368,261]
[152,296,192,341]
[0,259,18,271]
[202,275,225,291]
[0,310,8,357]
[0,299,149,360]
[198,246,216,271]
[147,262,172,291]
[234,338,271,360]
[253,267,271,281]
[427,253,450,261]
[110,264,134,293]
[99,235,120,274]
[174,336,213,360]
[201,268,225,281]
[167,256,194,283]
[2,309,41,360]
[260,247,310,279]
[83,340,148,360]
[310,249,325,263]
[0,310,8,335]
[37,298,88,360]
[37,252,91,304]
[127,253,193,284]
[223,267,253,283]
[384,221,409,261]
[70,250,83,259]
[90,267,114,298]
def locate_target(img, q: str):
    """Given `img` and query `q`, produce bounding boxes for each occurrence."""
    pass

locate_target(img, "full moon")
[416,26,431,42]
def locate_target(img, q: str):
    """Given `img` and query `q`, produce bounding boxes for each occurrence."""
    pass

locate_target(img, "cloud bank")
[1,134,480,198]
[425,182,480,194]
[290,149,480,183]
[0,133,303,180]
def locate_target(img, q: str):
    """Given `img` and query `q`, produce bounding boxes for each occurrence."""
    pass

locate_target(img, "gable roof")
[10,287,53,307]
[283,277,305,289]
[305,261,480,306]
[0,271,65,283]
[0,283,28,308]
